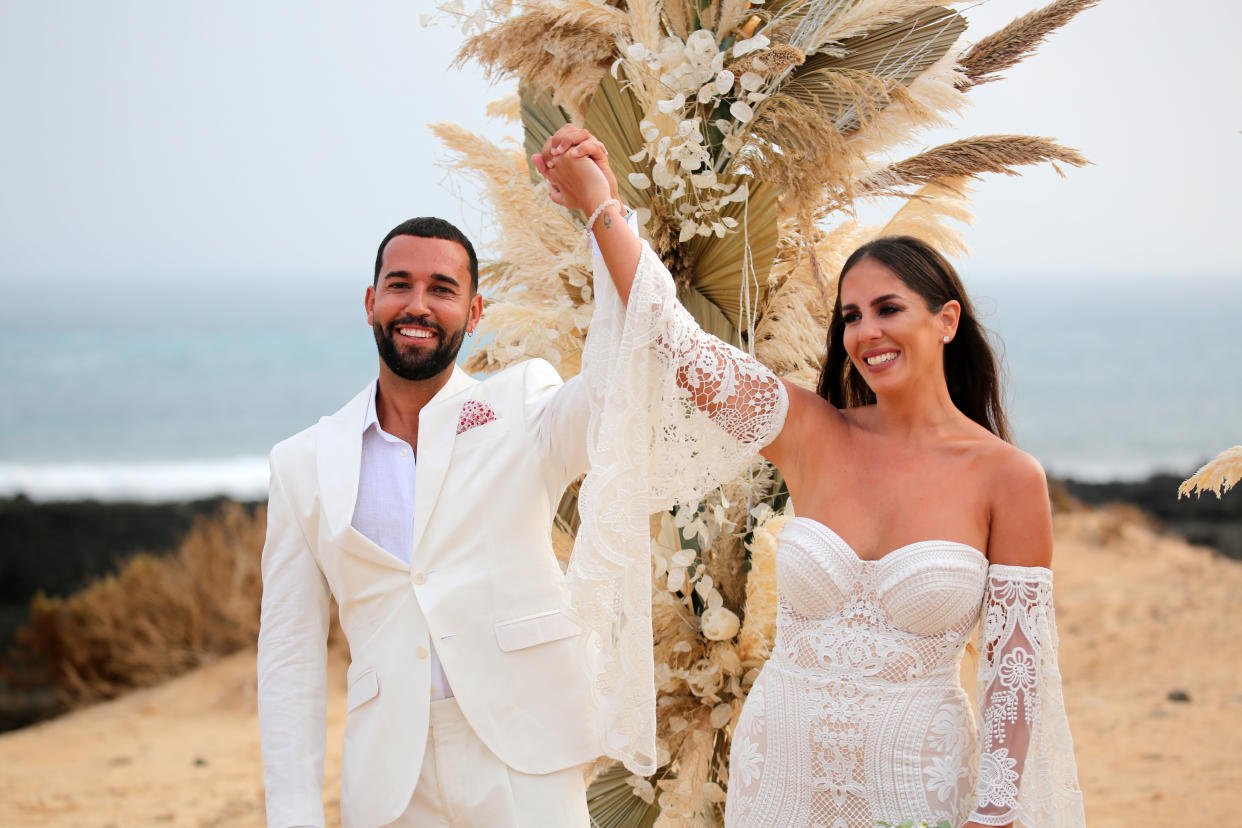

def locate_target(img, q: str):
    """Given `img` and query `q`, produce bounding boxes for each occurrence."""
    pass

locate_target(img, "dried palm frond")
[769,7,964,135]
[587,762,660,828]
[800,0,956,54]
[1179,446,1242,499]
[684,180,781,332]
[855,134,1089,195]
[959,0,1100,90]
[456,4,626,121]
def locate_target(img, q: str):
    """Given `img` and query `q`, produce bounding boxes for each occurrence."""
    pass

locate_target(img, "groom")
[257,211,626,826]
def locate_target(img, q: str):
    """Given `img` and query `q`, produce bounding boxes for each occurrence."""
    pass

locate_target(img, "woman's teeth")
[865,352,898,366]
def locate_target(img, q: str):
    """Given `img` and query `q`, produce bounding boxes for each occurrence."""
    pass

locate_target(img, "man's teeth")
[866,352,898,366]
[399,328,434,339]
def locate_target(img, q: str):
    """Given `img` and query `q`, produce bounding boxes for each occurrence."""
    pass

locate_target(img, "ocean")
[1,272,1239,501]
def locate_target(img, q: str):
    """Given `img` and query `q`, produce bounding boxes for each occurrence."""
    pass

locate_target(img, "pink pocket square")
[456,399,498,434]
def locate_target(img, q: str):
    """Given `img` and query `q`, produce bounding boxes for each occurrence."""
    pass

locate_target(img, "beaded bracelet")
[584,198,621,240]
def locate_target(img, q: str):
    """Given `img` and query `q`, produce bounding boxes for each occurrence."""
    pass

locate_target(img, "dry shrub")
[4,501,267,704]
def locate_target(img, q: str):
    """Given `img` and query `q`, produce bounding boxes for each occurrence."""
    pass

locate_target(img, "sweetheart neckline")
[785,516,987,565]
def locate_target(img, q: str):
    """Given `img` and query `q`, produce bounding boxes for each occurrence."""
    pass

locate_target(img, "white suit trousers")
[384,699,590,828]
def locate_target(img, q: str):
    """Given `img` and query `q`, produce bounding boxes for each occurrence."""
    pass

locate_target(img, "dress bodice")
[773,517,989,685]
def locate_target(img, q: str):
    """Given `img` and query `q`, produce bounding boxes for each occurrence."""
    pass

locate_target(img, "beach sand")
[1,507,1239,827]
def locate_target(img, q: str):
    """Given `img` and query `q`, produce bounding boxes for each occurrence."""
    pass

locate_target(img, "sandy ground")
[1,507,1240,827]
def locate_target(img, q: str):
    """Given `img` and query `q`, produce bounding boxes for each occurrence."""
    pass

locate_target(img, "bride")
[536,127,1084,827]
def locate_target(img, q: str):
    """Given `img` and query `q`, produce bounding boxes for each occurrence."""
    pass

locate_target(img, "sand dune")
[2,507,1239,827]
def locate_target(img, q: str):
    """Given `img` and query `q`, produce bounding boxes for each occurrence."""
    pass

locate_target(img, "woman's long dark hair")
[815,235,1011,442]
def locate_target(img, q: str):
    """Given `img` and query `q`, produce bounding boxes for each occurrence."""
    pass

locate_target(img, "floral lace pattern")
[567,241,788,774]
[970,565,1084,827]
[724,520,1085,828]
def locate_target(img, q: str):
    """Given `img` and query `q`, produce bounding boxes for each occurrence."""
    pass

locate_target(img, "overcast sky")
[1,0,1239,289]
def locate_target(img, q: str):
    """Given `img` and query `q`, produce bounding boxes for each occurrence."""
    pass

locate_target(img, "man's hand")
[531,125,620,213]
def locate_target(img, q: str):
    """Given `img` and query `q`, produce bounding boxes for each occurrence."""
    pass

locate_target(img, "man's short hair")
[373,217,479,293]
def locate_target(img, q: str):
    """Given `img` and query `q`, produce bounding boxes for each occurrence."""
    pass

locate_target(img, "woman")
[536,127,1084,828]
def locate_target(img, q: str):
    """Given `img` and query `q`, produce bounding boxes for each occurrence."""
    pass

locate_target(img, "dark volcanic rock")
[0,496,262,654]
[0,495,261,731]
[1057,473,1242,561]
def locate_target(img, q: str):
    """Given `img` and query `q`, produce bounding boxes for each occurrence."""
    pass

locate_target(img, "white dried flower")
[732,33,770,57]
[658,93,687,114]
[740,71,764,92]
[701,606,741,640]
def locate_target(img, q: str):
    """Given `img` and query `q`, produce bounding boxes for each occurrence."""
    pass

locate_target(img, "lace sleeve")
[567,240,788,775]
[971,565,1085,827]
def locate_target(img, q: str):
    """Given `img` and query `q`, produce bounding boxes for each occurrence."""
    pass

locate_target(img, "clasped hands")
[531,126,623,217]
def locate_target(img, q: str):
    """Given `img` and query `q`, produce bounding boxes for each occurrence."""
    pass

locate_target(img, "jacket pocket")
[494,609,582,652]
[346,666,379,712]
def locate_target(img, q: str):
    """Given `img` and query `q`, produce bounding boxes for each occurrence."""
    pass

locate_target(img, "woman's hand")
[531,125,619,214]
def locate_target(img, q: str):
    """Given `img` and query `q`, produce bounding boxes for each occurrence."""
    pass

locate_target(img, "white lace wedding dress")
[571,240,1083,827]
[725,519,1083,827]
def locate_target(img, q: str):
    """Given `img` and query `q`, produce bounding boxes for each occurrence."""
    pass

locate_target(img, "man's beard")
[374,315,466,381]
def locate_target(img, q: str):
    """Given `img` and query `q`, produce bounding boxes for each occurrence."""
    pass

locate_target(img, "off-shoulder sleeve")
[566,240,788,775]
[971,565,1085,827]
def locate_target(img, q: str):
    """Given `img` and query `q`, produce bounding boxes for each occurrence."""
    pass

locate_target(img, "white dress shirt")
[351,382,454,700]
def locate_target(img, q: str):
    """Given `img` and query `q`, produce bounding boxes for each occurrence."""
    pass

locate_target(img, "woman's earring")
[942,335,951,343]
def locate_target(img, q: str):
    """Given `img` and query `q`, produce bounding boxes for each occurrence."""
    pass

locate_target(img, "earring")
[942,335,950,343]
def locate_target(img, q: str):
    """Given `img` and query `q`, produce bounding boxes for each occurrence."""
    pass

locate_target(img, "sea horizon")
[2,272,1238,503]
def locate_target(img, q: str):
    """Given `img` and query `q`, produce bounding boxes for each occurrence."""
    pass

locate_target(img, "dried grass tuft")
[2,502,275,705]
[959,0,1100,90]
[1179,446,1242,499]
[876,176,974,259]
[856,134,1089,195]
[456,4,626,121]
[727,43,806,77]
[486,91,521,123]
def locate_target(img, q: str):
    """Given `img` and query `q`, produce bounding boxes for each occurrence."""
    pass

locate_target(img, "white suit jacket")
[257,360,598,828]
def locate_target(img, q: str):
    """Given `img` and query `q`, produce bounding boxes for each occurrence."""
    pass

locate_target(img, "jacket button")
[415,645,428,659]
[413,571,428,585]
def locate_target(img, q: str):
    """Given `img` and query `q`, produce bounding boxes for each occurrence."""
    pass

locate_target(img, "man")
[257,212,621,827]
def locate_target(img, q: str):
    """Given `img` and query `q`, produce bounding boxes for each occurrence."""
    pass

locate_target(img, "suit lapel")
[410,365,479,558]
[317,382,374,540]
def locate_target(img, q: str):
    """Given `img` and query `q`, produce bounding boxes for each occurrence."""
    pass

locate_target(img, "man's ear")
[467,291,483,334]
[365,284,376,326]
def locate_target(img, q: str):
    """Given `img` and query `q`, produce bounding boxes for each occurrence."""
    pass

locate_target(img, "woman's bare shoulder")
[986,440,1048,494]
[981,440,1053,567]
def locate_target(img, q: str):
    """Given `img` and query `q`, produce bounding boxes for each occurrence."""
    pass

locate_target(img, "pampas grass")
[457,4,625,121]
[1179,446,1242,499]
[856,134,1089,195]
[958,0,1101,90]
